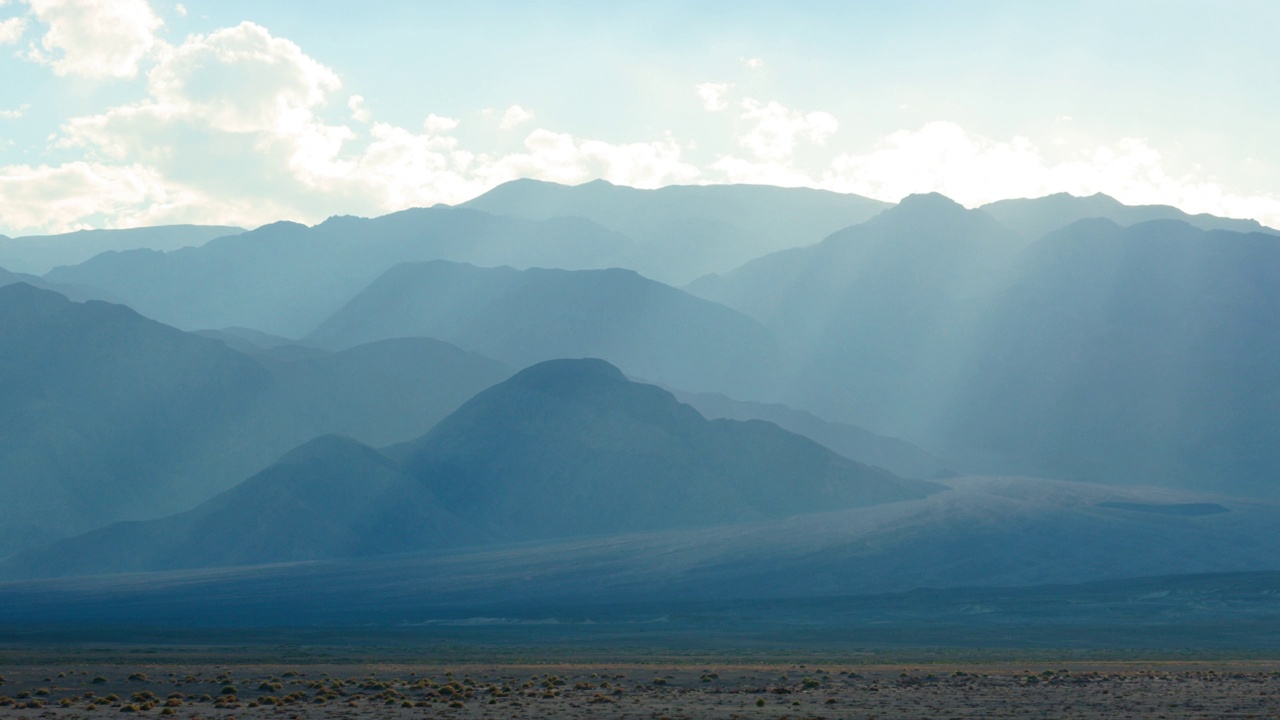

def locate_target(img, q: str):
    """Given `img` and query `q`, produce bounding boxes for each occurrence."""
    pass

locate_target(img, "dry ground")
[0,658,1278,719]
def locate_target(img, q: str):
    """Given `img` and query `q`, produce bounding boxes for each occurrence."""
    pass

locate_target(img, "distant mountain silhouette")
[669,389,955,480]
[395,358,939,542]
[0,286,510,556]
[0,224,242,275]
[461,178,890,284]
[44,208,635,337]
[307,260,787,400]
[0,265,120,303]
[946,219,1280,496]
[981,192,1279,241]
[690,192,1023,440]
[4,359,939,577]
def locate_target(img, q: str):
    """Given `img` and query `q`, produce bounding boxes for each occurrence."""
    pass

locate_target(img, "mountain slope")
[3,358,937,577]
[44,208,635,336]
[3,477,1278,643]
[981,192,1280,241]
[690,192,1023,439]
[0,287,511,556]
[0,283,273,553]
[670,389,955,480]
[0,435,480,578]
[947,219,1280,496]
[396,358,939,541]
[461,178,891,283]
[307,260,786,399]
[0,265,120,303]
[0,224,242,275]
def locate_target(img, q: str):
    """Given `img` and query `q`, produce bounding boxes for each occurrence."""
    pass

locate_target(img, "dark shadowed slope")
[4,477,1279,641]
[947,219,1280,497]
[0,288,510,557]
[3,358,936,578]
[0,283,272,554]
[0,224,243,275]
[670,389,956,480]
[689,192,1023,440]
[0,435,481,578]
[981,192,1280,241]
[44,208,635,336]
[396,358,939,542]
[307,260,786,400]
[461,178,890,283]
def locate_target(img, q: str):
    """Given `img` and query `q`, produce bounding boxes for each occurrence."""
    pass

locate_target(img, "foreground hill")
[0,436,480,577]
[3,476,1277,648]
[44,208,634,337]
[3,359,938,577]
[0,224,243,275]
[0,286,510,556]
[461,178,890,283]
[947,219,1280,496]
[307,261,787,399]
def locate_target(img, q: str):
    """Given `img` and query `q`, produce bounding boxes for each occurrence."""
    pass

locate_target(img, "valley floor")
[1,652,1278,719]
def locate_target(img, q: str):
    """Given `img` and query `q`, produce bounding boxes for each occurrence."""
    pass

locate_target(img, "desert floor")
[0,651,1277,719]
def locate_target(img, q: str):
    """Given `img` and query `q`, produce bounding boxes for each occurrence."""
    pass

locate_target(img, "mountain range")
[4,179,1280,643]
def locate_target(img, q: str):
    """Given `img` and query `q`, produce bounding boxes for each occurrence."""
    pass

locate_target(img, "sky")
[0,0,1277,236]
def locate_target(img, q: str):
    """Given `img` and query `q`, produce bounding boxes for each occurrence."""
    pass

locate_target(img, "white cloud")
[174,3,186,17]
[741,56,764,69]
[477,129,700,189]
[497,104,533,131]
[819,121,1280,229]
[0,15,26,45]
[695,81,732,112]
[348,94,371,123]
[24,0,162,79]
[0,161,183,234]
[0,103,30,119]
[145,22,339,134]
[736,99,837,163]
[423,113,459,133]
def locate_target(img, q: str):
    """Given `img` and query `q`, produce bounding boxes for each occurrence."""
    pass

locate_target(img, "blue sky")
[0,0,1277,235]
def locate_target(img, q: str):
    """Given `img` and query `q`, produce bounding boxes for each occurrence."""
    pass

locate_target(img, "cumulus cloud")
[741,56,764,69]
[0,15,26,45]
[8,7,1277,236]
[497,104,533,130]
[24,0,162,78]
[695,82,732,112]
[347,95,371,123]
[735,98,837,163]
[0,162,184,234]
[704,98,840,187]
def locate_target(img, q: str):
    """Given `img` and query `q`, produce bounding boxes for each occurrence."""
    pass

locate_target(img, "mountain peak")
[895,192,966,212]
[502,357,628,393]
